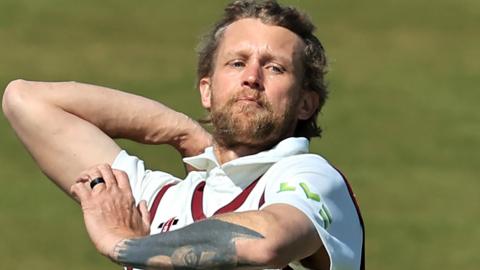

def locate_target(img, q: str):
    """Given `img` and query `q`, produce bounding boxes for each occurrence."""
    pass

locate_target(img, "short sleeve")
[111,150,181,206]
[261,154,363,270]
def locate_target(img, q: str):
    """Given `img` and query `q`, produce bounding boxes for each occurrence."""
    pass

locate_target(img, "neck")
[212,133,294,165]
[213,142,261,165]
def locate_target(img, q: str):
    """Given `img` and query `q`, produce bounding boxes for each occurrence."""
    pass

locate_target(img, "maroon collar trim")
[149,183,176,223]
[191,177,261,221]
[126,183,176,270]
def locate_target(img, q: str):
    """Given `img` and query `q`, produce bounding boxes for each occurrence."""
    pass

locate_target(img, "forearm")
[113,219,267,269]
[50,80,210,155]
[111,206,320,269]
[4,79,211,156]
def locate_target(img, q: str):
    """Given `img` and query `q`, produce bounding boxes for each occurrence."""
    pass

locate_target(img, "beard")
[209,89,299,150]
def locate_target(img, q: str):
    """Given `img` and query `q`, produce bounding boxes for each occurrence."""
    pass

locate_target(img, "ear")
[297,90,319,120]
[199,77,212,109]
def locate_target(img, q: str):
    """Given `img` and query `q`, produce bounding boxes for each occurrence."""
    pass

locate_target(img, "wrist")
[180,128,212,157]
[173,116,212,157]
[110,238,128,261]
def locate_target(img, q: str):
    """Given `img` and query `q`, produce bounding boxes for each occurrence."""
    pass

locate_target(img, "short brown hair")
[197,0,328,139]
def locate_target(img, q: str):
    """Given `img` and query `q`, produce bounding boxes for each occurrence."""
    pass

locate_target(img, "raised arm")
[2,79,211,195]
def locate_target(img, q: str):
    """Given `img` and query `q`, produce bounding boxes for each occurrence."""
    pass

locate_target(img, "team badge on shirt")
[158,217,179,232]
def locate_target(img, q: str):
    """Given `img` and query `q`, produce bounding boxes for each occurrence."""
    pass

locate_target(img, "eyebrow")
[223,49,294,67]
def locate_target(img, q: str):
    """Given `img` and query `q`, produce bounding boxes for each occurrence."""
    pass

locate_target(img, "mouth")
[236,100,262,110]
[235,96,263,107]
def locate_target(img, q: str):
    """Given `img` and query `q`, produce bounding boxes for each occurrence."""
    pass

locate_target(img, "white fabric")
[112,137,363,270]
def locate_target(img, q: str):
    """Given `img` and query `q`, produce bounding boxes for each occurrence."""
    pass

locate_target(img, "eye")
[266,64,285,74]
[229,60,245,68]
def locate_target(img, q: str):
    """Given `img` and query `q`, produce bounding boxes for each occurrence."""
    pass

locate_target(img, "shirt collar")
[183,137,309,171]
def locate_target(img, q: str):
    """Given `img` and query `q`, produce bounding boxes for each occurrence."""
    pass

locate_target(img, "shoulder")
[271,153,332,169]
[261,153,364,269]
[266,153,344,186]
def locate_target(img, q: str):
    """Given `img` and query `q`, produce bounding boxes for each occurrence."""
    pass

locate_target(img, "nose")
[241,63,264,90]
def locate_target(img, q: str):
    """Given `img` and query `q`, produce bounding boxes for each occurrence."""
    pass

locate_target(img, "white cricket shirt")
[112,137,364,270]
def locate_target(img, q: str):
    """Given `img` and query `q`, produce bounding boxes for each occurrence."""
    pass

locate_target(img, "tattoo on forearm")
[114,219,265,269]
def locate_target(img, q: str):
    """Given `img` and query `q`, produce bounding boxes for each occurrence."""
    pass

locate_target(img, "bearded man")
[2,1,364,269]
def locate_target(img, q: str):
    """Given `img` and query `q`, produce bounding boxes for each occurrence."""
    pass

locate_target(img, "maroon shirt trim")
[149,183,176,223]
[334,168,365,270]
[126,182,176,270]
[191,177,261,221]
[258,190,266,208]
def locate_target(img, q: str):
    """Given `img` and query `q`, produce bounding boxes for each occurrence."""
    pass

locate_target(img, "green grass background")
[1,0,479,269]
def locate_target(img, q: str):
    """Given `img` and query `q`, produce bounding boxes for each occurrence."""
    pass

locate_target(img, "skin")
[115,219,265,270]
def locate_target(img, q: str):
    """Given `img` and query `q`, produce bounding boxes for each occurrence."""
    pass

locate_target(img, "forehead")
[217,18,305,63]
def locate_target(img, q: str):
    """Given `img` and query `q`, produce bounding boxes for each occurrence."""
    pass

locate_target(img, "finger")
[112,169,131,191]
[97,164,118,188]
[70,182,91,202]
[75,174,90,184]
[84,165,107,191]
[138,200,151,232]
[89,177,107,191]
[85,167,103,184]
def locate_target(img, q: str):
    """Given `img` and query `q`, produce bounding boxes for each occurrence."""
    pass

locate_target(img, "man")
[2,0,364,269]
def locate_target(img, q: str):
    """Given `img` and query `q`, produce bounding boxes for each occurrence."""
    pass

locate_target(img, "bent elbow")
[2,79,46,125]
[2,79,29,119]
[263,249,291,269]
[246,243,291,269]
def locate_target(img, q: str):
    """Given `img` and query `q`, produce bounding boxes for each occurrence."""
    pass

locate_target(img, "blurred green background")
[1,0,479,269]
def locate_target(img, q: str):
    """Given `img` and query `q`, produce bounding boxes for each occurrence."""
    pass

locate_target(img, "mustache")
[230,89,269,108]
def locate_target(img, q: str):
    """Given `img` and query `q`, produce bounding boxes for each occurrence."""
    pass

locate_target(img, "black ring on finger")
[90,177,106,189]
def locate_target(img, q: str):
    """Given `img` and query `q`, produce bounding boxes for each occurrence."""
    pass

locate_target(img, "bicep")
[215,204,321,268]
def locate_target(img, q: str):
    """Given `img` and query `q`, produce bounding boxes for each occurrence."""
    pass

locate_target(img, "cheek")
[266,83,300,112]
[211,69,233,90]
[212,65,240,86]
[210,83,232,109]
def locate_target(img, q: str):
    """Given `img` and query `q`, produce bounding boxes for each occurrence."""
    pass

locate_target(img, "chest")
[148,175,267,235]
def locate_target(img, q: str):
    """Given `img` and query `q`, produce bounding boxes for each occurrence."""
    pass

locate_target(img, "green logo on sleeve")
[319,204,333,229]
[299,182,321,202]
[277,181,333,228]
[278,182,297,192]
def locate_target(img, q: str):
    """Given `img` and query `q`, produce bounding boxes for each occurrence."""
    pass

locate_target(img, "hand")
[71,164,151,259]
